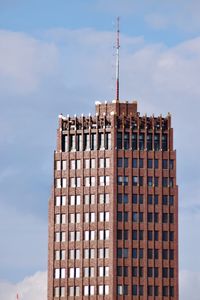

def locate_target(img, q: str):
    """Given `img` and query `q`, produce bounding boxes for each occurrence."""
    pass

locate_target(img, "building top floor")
[58,100,171,132]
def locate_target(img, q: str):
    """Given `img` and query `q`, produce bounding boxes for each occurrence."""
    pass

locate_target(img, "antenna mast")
[116,16,120,102]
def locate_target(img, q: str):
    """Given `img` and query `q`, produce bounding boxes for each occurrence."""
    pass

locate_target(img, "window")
[148,176,153,187]
[118,176,128,185]
[77,134,83,151]
[133,176,138,186]
[98,193,109,204]
[84,134,90,150]
[155,177,159,186]
[169,177,174,187]
[91,133,97,150]
[132,158,137,168]
[132,133,137,150]
[170,159,174,169]
[139,133,144,150]
[124,158,128,168]
[132,267,137,277]
[56,160,61,171]
[91,158,95,169]
[117,132,122,149]
[106,132,111,150]
[154,194,159,204]
[148,230,153,240]
[155,159,159,168]
[162,195,168,205]
[56,178,61,188]
[54,268,65,279]
[162,177,168,187]
[117,158,123,167]
[147,134,152,150]
[163,268,168,278]
[132,248,137,258]
[84,159,90,169]
[163,286,168,297]
[162,159,168,169]
[148,249,153,260]
[170,231,174,241]
[132,285,137,296]
[148,159,153,168]
[132,194,137,204]
[139,176,143,186]
[139,158,143,168]
[132,230,137,240]
[162,213,168,223]
[99,133,104,150]
[154,134,160,151]
[55,196,66,206]
[139,194,143,204]
[70,135,76,151]
[162,134,168,151]
[170,286,174,297]
[170,268,174,278]
[124,133,129,149]
[148,286,153,296]
[148,195,153,204]
[162,231,168,241]
[169,195,174,205]
[117,248,128,258]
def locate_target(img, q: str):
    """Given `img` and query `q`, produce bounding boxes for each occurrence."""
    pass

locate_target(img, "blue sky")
[0,1,200,299]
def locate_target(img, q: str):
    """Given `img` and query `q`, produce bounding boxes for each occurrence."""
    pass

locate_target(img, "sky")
[0,0,200,299]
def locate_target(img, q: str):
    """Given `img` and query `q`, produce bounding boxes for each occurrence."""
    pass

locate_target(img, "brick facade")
[48,100,178,300]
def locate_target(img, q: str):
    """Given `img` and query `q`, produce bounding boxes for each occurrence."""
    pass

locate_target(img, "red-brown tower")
[48,99,178,300]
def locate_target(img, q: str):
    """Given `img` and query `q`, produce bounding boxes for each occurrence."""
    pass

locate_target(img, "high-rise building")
[48,100,178,300]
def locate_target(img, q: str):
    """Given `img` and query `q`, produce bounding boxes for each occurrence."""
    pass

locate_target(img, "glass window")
[99,133,104,150]
[132,212,137,222]
[147,159,153,168]
[99,158,104,168]
[132,133,137,150]
[154,134,160,151]
[155,159,159,169]
[162,159,168,169]
[124,133,129,149]
[132,248,137,258]
[117,158,123,167]
[169,195,174,205]
[132,158,137,168]
[162,177,168,187]
[139,134,144,150]
[148,195,153,204]
[133,176,138,186]
[132,194,137,204]
[77,134,82,151]
[169,160,174,169]
[139,158,143,168]
[124,158,128,168]
[91,133,97,150]
[132,230,137,240]
[162,134,168,151]
[148,176,153,187]
[56,160,61,171]
[117,132,122,149]
[106,132,111,150]
[155,177,159,187]
[147,134,152,151]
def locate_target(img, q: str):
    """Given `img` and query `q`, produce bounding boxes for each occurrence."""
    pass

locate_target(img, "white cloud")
[180,270,200,300]
[0,271,47,300]
[0,30,59,95]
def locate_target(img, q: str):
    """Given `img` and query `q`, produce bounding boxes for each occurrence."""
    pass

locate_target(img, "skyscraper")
[47,99,178,299]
